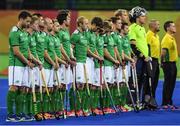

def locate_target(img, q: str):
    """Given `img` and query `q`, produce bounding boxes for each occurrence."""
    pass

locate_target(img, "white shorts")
[94,67,104,86]
[61,65,73,85]
[8,66,29,87]
[104,66,114,84]
[44,68,54,87]
[127,61,131,77]
[122,66,129,82]
[53,67,63,86]
[115,66,123,83]
[28,67,39,87]
[75,63,86,84]
[86,57,94,84]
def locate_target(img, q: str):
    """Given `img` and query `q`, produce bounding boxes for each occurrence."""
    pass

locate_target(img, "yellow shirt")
[146,30,160,59]
[161,33,178,62]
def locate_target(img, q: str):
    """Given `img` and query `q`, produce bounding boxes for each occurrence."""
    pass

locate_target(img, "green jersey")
[94,34,104,68]
[122,35,131,56]
[71,29,88,63]
[128,23,148,57]
[28,32,37,57]
[58,28,71,57]
[85,30,96,53]
[54,34,62,58]
[111,32,123,58]
[104,33,116,66]
[44,34,55,69]
[9,26,29,67]
[36,31,46,63]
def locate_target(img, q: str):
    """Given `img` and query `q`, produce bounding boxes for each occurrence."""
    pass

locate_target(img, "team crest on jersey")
[15,80,20,83]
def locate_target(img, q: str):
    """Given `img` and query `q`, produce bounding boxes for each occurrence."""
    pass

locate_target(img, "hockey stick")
[30,68,43,121]
[83,64,96,116]
[55,70,66,119]
[40,69,58,119]
[99,62,105,115]
[132,67,140,109]
[122,68,139,112]
[103,73,119,113]
[72,67,78,117]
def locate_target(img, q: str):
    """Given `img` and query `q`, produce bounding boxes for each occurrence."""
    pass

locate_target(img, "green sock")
[43,93,49,112]
[35,92,41,114]
[79,89,84,110]
[27,93,33,115]
[76,90,81,111]
[83,89,89,111]
[69,88,75,111]
[90,89,95,109]
[124,86,128,105]
[22,92,28,114]
[16,91,23,115]
[95,89,100,108]
[49,92,54,112]
[105,89,110,108]
[55,90,60,111]
[103,89,107,108]
[7,90,17,114]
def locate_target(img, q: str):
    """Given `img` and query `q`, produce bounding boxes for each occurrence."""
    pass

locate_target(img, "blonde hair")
[114,9,127,17]
[30,16,39,24]
[77,16,86,27]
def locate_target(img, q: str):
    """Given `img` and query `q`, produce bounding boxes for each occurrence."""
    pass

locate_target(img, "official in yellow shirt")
[161,21,178,109]
[146,19,160,99]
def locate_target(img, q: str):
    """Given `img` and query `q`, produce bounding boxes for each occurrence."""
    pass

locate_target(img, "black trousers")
[136,58,148,103]
[151,58,160,98]
[162,62,177,105]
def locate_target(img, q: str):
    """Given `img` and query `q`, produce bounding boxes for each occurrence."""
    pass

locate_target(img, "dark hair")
[18,11,31,20]
[91,17,103,28]
[164,21,174,32]
[57,10,69,25]
[110,17,120,24]
[121,22,128,29]
[32,13,42,18]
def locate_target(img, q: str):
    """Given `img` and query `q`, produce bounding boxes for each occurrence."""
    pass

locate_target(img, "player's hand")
[28,61,35,69]
[65,63,69,68]
[70,57,76,61]
[98,57,104,62]
[114,60,120,67]
[37,60,42,66]
[38,64,43,70]
[69,60,76,67]
[144,57,152,62]
[130,59,136,68]
[53,62,59,70]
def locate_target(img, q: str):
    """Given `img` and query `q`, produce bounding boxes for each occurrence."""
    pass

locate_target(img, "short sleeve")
[10,32,20,46]
[161,37,170,50]
[71,33,79,45]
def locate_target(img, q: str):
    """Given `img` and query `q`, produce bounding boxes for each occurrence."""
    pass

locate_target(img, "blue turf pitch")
[0,78,180,125]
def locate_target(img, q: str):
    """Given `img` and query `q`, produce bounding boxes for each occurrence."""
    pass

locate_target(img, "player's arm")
[124,53,134,62]
[161,48,167,63]
[87,48,103,61]
[130,39,142,58]
[60,45,71,62]
[44,50,56,66]
[114,47,122,63]
[13,46,34,68]
[104,48,118,64]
